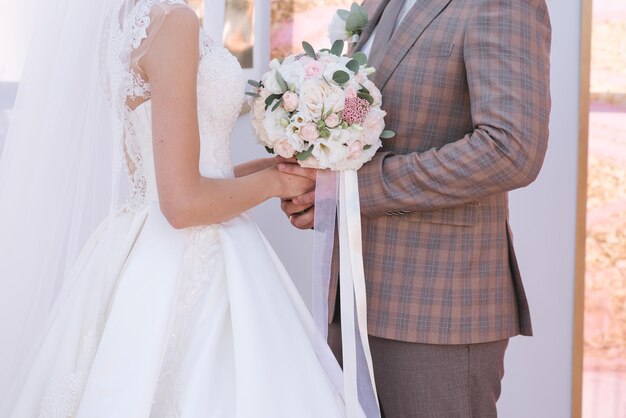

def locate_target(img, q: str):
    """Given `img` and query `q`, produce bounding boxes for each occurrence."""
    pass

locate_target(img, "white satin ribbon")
[313,170,380,418]
[312,170,339,338]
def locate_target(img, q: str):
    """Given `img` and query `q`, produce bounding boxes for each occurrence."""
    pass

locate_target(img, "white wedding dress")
[5,1,346,417]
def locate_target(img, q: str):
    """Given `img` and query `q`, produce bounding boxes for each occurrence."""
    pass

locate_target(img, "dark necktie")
[367,0,405,69]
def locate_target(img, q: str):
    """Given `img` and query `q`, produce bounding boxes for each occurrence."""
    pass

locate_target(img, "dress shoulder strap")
[128,0,190,52]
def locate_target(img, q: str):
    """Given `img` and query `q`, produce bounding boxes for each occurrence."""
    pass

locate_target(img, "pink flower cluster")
[342,97,371,125]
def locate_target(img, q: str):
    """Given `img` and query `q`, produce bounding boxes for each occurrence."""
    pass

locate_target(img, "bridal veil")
[0,0,145,400]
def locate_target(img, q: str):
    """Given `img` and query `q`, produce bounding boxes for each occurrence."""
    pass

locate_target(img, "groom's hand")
[278,159,316,229]
[282,200,315,229]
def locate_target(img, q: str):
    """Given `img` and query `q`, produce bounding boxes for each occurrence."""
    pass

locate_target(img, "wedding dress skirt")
[9,202,345,417]
[3,1,346,416]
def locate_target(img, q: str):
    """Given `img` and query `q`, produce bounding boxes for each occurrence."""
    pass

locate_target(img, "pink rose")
[305,61,325,79]
[344,87,357,100]
[324,113,341,128]
[273,139,296,158]
[300,123,319,141]
[349,140,364,159]
[282,91,299,112]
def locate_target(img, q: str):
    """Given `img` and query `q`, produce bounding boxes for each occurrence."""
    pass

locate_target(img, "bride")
[0,0,358,416]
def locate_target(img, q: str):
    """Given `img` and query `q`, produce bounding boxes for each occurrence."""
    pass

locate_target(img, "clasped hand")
[277,157,317,230]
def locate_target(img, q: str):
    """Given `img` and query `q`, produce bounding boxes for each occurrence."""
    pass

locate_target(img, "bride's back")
[114,0,245,212]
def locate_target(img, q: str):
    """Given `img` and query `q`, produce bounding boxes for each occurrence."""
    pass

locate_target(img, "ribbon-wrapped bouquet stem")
[247,5,393,417]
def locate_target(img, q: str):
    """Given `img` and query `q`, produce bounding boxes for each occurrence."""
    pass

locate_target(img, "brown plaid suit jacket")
[329,0,552,344]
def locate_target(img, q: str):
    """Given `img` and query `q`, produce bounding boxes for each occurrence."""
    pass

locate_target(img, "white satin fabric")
[8,199,346,417]
[2,1,349,416]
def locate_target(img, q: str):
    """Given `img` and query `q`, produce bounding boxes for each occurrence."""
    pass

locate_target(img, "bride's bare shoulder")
[149,2,199,29]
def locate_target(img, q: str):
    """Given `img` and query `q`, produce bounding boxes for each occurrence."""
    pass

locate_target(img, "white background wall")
[233,1,585,417]
[499,0,583,416]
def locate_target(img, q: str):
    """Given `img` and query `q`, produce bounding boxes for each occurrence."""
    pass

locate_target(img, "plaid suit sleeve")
[358,0,552,217]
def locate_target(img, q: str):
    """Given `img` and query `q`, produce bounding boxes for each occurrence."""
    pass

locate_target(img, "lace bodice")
[118,0,245,211]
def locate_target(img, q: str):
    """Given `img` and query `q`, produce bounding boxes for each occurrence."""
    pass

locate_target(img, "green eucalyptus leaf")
[357,91,374,105]
[331,40,345,57]
[296,145,314,161]
[346,59,360,73]
[275,71,288,93]
[380,130,396,139]
[352,51,368,66]
[350,2,360,13]
[358,84,370,94]
[271,98,283,112]
[264,93,282,110]
[247,79,261,88]
[337,9,350,20]
[346,12,368,33]
[302,41,317,58]
[332,70,350,85]
[319,48,331,53]
[265,146,275,154]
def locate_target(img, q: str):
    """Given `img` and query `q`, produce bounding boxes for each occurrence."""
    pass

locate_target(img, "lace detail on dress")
[150,226,221,418]
[195,30,245,178]
[128,0,187,51]
[38,320,105,418]
[106,0,245,214]
[38,373,85,418]
[126,69,151,101]
[123,115,154,212]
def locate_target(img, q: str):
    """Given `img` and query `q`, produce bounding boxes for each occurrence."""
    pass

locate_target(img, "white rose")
[362,108,386,144]
[338,125,363,144]
[277,60,305,87]
[298,79,346,121]
[328,13,350,43]
[269,58,282,70]
[261,70,283,95]
[263,107,290,143]
[312,137,351,169]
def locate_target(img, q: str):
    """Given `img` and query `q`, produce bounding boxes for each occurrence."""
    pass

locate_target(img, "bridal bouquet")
[247,40,394,171]
[247,7,389,417]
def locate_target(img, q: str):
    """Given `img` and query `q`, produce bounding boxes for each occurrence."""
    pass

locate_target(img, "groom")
[279,0,551,416]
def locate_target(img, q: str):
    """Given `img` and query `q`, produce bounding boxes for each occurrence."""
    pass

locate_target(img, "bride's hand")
[276,162,317,230]
[268,166,316,200]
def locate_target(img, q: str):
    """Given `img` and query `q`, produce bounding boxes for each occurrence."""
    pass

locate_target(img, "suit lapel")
[374,0,453,90]
[354,0,389,53]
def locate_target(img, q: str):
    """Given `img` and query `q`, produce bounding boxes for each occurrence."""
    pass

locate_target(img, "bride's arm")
[141,8,313,229]
[233,157,277,178]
